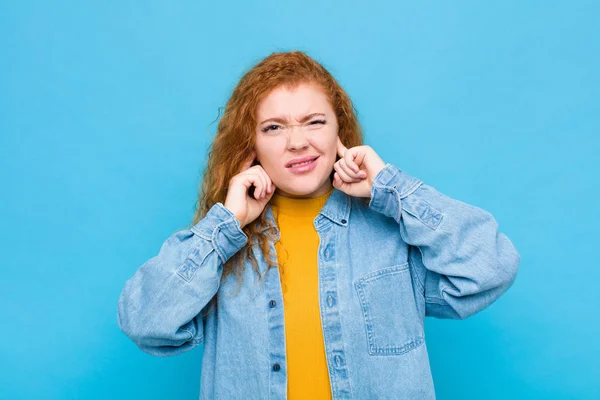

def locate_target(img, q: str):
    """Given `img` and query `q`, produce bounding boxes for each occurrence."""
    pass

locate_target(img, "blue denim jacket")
[117,163,520,399]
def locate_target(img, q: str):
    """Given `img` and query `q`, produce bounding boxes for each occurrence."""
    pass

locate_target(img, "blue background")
[1,1,598,399]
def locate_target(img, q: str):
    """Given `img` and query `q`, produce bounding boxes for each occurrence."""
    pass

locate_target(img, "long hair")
[192,50,364,316]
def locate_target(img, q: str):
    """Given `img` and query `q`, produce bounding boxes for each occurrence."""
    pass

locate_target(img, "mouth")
[286,155,320,168]
[286,155,320,174]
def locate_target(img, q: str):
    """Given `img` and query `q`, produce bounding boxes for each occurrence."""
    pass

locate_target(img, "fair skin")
[254,82,339,199]
[224,82,387,228]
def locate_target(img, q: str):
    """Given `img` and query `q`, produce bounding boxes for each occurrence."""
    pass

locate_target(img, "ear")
[250,149,260,166]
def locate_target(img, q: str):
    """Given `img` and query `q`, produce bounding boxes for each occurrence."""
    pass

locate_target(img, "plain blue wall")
[1,1,598,399]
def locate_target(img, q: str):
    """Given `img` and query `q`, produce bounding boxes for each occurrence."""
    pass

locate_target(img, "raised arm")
[116,203,248,356]
[368,163,520,320]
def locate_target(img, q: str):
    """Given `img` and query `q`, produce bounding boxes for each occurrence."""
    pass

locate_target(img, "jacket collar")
[316,187,351,227]
[262,188,351,235]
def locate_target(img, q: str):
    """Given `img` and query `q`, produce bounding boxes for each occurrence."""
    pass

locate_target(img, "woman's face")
[254,82,339,199]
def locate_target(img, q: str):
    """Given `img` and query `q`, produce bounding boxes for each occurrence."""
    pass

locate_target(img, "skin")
[254,82,339,199]
[224,81,386,228]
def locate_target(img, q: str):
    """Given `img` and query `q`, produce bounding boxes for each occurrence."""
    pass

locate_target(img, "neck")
[270,186,334,218]
[274,180,334,199]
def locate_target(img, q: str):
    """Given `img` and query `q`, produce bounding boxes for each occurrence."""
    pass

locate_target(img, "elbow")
[116,289,156,349]
[478,225,519,293]
[116,293,145,345]
[116,295,200,357]
[116,308,192,357]
[499,234,520,291]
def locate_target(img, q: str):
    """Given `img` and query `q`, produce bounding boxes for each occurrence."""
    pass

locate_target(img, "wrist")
[235,215,246,229]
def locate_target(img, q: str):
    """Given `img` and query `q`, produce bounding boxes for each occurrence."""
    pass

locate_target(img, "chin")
[282,186,316,196]
[279,178,330,197]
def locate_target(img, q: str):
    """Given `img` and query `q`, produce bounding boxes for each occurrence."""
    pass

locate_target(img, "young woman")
[117,51,520,400]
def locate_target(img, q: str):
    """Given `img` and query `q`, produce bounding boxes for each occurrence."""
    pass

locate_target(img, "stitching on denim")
[357,262,410,283]
[354,263,423,356]
[176,247,213,282]
[408,255,425,296]
[176,257,199,282]
[426,284,449,305]
[211,219,232,264]
[183,328,205,345]
[397,179,424,199]
[368,336,425,356]
[212,217,247,264]
[174,242,202,281]
[425,296,447,305]
[418,198,443,230]
[191,227,211,241]
[401,197,443,231]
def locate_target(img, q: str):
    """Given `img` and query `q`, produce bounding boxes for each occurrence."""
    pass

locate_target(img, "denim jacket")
[117,163,520,399]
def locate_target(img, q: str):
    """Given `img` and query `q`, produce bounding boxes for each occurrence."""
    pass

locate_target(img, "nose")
[286,126,309,151]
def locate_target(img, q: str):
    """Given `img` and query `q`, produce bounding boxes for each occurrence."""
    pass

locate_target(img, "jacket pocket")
[354,262,424,356]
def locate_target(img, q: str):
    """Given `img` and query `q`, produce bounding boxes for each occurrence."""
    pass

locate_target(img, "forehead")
[256,82,333,118]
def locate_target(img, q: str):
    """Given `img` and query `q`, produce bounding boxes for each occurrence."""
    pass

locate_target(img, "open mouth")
[286,156,319,173]
[286,155,319,168]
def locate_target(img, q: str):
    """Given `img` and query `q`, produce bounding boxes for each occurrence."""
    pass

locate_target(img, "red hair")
[191,50,364,313]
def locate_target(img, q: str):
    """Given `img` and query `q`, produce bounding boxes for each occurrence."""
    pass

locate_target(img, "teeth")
[290,159,314,167]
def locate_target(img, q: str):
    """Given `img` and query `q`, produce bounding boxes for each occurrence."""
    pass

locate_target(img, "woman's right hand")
[224,150,275,229]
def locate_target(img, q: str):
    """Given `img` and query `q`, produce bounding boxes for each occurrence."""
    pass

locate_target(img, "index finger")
[336,137,348,158]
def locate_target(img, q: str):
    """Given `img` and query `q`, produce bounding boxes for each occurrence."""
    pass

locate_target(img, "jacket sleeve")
[116,202,248,356]
[368,163,520,320]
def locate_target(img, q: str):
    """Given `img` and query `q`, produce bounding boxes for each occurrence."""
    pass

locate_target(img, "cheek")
[256,138,287,168]
[308,135,337,159]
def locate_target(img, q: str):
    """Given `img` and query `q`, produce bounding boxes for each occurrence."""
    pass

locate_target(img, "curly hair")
[191,50,365,317]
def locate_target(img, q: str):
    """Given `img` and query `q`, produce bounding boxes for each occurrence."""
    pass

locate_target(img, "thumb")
[336,137,348,159]
[332,172,344,189]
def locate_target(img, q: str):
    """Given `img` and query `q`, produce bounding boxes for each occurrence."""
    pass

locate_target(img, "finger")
[334,161,359,183]
[336,137,348,159]
[344,148,361,174]
[258,166,274,194]
[338,157,363,180]
[239,173,262,200]
[242,167,265,200]
[255,166,271,198]
[257,165,275,193]
[252,167,267,199]
[258,177,276,203]
[259,167,275,194]
[333,172,348,190]
[333,172,341,188]
[351,148,367,171]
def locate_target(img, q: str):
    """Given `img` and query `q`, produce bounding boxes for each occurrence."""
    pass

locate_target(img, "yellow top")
[270,187,334,400]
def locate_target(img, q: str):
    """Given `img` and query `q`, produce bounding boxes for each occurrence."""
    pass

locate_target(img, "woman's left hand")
[333,137,386,198]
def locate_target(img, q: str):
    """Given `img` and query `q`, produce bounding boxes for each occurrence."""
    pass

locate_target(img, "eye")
[307,119,326,128]
[261,124,281,133]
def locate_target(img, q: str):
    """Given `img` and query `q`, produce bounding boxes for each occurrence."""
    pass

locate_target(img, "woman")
[117,50,520,399]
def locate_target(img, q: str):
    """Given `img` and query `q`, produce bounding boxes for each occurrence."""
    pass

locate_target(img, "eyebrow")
[259,113,326,125]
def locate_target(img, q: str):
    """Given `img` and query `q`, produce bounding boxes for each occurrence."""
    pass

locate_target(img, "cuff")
[190,203,248,264]
[368,163,423,220]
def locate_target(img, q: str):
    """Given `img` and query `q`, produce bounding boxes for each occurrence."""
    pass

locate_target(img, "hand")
[332,137,386,198]
[224,150,275,229]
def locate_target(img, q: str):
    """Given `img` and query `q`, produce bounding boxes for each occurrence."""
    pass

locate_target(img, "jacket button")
[327,294,335,307]
[272,363,281,371]
[269,300,276,308]
[324,245,333,260]
[341,219,347,224]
